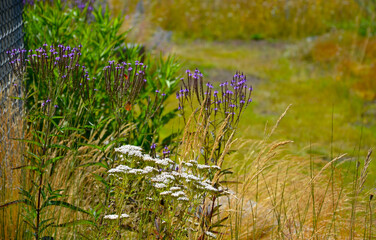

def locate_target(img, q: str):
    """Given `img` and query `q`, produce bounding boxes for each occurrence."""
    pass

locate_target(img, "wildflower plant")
[96,69,253,239]
[174,69,253,237]
[103,144,229,239]
[24,0,182,149]
[1,45,94,240]
[177,69,253,164]
[103,60,171,148]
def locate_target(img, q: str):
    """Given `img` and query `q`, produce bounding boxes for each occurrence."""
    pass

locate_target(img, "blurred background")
[107,0,376,186]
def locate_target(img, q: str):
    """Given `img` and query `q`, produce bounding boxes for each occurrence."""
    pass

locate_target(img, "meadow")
[0,0,375,239]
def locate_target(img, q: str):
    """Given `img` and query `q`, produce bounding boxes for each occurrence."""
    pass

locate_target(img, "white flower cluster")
[109,145,224,203]
[115,145,143,158]
[205,231,217,239]
[171,191,186,197]
[108,165,156,175]
[183,160,221,171]
[104,213,130,220]
[154,183,167,189]
[177,197,189,201]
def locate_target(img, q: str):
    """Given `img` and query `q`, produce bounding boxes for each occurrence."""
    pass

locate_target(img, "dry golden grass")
[305,31,376,101]
[43,121,133,238]
[220,109,375,240]
[0,78,134,238]
[117,0,358,40]
[0,81,26,239]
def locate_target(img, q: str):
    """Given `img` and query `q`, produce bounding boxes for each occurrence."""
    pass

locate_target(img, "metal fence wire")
[0,0,24,197]
[0,3,25,239]
[0,0,24,98]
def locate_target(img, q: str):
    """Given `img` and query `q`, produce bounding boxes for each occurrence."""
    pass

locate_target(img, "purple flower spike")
[163,145,171,155]
[128,67,133,71]
[54,105,59,108]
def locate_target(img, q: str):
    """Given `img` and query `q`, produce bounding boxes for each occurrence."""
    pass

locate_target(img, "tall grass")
[221,110,374,239]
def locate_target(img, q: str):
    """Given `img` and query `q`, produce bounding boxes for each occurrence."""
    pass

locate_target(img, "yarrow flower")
[115,145,143,157]
[154,183,167,189]
[107,144,228,238]
[104,213,130,220]
[205,231,217,239]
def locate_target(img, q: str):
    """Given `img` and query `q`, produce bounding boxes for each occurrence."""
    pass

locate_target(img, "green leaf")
[48,144,70,150]
[79,143,103,152]
[11,138,43,148]
[0,199,27,209]
[23,219,36,230]
[44,156,64,167]
[92,173,109,188]
[25,150,42,164]
[19,188,34,202]
[12,165,39,173]
[210,216,229,228]
[39,218,55,233]
[61,126,84,132]
[9,96,24,100]
[41,201,90,215]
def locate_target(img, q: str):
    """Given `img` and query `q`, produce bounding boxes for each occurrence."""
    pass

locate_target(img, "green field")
[160,39,376,184]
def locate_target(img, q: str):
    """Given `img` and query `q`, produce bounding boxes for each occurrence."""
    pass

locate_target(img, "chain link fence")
[0,1,24,238]
[0,0,24,97]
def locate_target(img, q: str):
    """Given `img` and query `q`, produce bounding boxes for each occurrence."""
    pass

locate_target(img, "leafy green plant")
[23,0,181,149]
[0,46,94,239]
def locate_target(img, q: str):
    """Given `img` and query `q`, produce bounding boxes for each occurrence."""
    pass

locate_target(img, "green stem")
[35,170,43,240]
